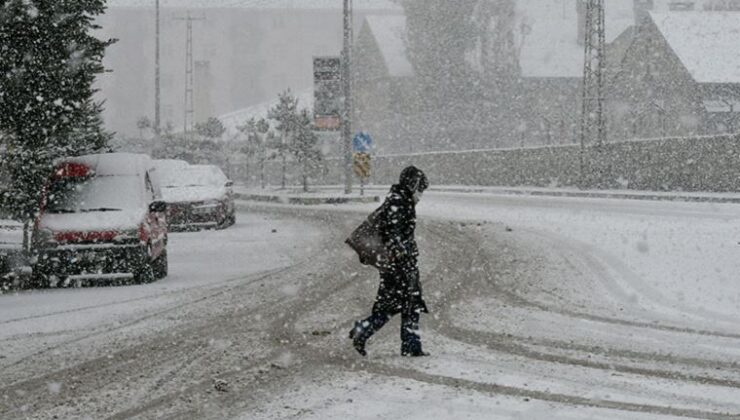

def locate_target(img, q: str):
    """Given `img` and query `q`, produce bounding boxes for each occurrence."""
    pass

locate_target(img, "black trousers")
[356,264,424,354]
[356,306,422,354]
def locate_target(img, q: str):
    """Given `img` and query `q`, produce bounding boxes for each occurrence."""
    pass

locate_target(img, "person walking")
[349,166,429,357]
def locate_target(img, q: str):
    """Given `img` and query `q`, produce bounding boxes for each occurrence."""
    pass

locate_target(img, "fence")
[239,134,740,193]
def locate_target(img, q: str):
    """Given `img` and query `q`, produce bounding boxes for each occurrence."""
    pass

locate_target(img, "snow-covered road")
[1,192,739,419]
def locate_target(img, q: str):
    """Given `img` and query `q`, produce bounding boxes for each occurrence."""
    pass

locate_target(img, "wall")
[247,134,740,192]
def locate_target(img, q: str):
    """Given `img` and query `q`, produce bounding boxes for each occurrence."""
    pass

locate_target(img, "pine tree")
[237,117,272,188]
[290,109,323,192]
[0,0,114,237]
[267,90,299,189]
[255,118,270,189]
[268,90,324,191]
[195,117,226,140]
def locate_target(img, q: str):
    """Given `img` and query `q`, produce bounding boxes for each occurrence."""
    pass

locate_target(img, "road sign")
[352,131,373,153]
[353,152,371,179]
[313,56,342,131]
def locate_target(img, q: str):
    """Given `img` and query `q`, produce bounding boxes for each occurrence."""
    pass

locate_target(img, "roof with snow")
[219,90,314,136]
[518,0,635,78]
[650,12,740,84]
[363,15,413,78]
[108,0,399,10]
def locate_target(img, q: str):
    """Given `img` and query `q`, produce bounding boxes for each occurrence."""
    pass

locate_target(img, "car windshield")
[45,175,143,214]
[162,168,226,189]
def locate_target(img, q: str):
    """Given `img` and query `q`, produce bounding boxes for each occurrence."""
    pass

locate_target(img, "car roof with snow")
[154,159,190,171]
[56,153,154,177]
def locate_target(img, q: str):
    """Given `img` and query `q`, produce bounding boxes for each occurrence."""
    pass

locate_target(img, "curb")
[235,193,380,206]
[283,185,740,204]
[431,188,740,204]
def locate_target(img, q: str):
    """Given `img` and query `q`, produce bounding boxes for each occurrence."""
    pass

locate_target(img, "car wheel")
[132,246,155,284]
[153,249,168,279]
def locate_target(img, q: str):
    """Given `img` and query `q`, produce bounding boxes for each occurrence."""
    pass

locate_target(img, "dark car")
[32,153,169,287]
[158,164,235,230]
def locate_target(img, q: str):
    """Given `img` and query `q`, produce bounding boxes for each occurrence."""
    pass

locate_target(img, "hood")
[399,165,428,192]
[390,184,414,202]
[39,208,146,234]
[161,185,227,204]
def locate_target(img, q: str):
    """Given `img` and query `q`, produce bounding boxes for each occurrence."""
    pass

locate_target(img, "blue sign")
[352,131,373,153]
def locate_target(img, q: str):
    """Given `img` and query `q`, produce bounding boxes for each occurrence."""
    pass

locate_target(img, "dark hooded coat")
[372,169,428,315]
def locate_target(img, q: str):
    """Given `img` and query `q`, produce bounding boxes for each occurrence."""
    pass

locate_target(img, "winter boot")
[401,350,430,357]
[348,321,368,357]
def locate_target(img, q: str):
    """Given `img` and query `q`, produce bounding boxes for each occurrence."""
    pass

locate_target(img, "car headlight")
[193,200,221,214]
[203,200,221,207]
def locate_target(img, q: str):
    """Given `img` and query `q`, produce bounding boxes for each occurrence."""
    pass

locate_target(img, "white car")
[157,164,236,230]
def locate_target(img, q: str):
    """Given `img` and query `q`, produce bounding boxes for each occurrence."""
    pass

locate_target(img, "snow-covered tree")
[268,90,299,189]
[0,0,114,235]
[268,90,323,191]
[290,109,323,192]
[153,133,223,166]
[195,117,226,140]
[237,117,271,188]
[136,116,152,140]
[472,0,522,89]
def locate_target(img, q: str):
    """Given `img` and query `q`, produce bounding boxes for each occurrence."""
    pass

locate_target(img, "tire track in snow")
[248,218,740,419]
[528,228,740,329]
[338,360,740,420]
[0,267,289,327]
[423,224,740,383]
[0,264,302,372]
[428,222,740,340]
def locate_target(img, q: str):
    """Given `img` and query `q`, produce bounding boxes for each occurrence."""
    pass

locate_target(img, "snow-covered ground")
[419,191,740,324]
[238,191,740,419]
[0,212,325,363]
[2,192,740,419]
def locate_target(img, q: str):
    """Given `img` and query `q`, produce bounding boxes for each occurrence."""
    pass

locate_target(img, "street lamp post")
[154,0,161,138]
[342,0,353,194]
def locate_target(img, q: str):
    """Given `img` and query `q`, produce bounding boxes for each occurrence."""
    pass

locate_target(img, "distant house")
[512,0,637,145]
[352,15,419,153]
[353,1,640,152]
[609,11,740,140]
[354,0,740,152]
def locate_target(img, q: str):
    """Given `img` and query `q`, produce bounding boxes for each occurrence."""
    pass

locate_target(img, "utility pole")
[579,0,606,185]
[342,0,353,194]
[154,0,161,138]
[174,11,205,136]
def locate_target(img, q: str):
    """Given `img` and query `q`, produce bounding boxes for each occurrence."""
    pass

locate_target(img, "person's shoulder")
[385,190,410,208]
